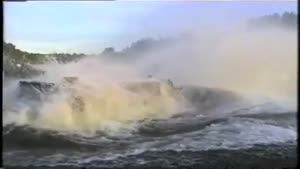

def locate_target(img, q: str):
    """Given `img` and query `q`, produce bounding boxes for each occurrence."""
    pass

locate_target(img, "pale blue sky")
[4,1,297,54]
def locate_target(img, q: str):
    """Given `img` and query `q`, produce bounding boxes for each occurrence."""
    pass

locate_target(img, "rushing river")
[3,80,297,169]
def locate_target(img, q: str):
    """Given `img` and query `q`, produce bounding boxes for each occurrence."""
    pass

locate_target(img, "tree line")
[248,12,297,30]
[3,42,85,78]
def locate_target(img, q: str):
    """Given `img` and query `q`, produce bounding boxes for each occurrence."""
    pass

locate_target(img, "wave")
[3,79,245,133]
[3,92,296,168]
[3,79,185,135]
[3,75,297,162]
[3,99,296,150]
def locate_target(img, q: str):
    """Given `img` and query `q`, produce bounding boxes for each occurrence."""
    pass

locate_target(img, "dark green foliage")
[3,42,48,64]
[48,53,85,64]
[281,12,297,28]
[249,12,298,30]
[3,42,85,79]
[102,47,115,56]
[101,38,174,60]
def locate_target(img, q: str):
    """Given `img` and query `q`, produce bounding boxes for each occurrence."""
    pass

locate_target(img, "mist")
[4,57,184,134]
[131,26,297,101]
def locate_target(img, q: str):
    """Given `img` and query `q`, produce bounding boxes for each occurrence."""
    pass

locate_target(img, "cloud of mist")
[4,57,184,135]
[132,27,297,101]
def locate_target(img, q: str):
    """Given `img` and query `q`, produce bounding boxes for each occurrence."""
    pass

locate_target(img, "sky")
[4,1,297,54]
